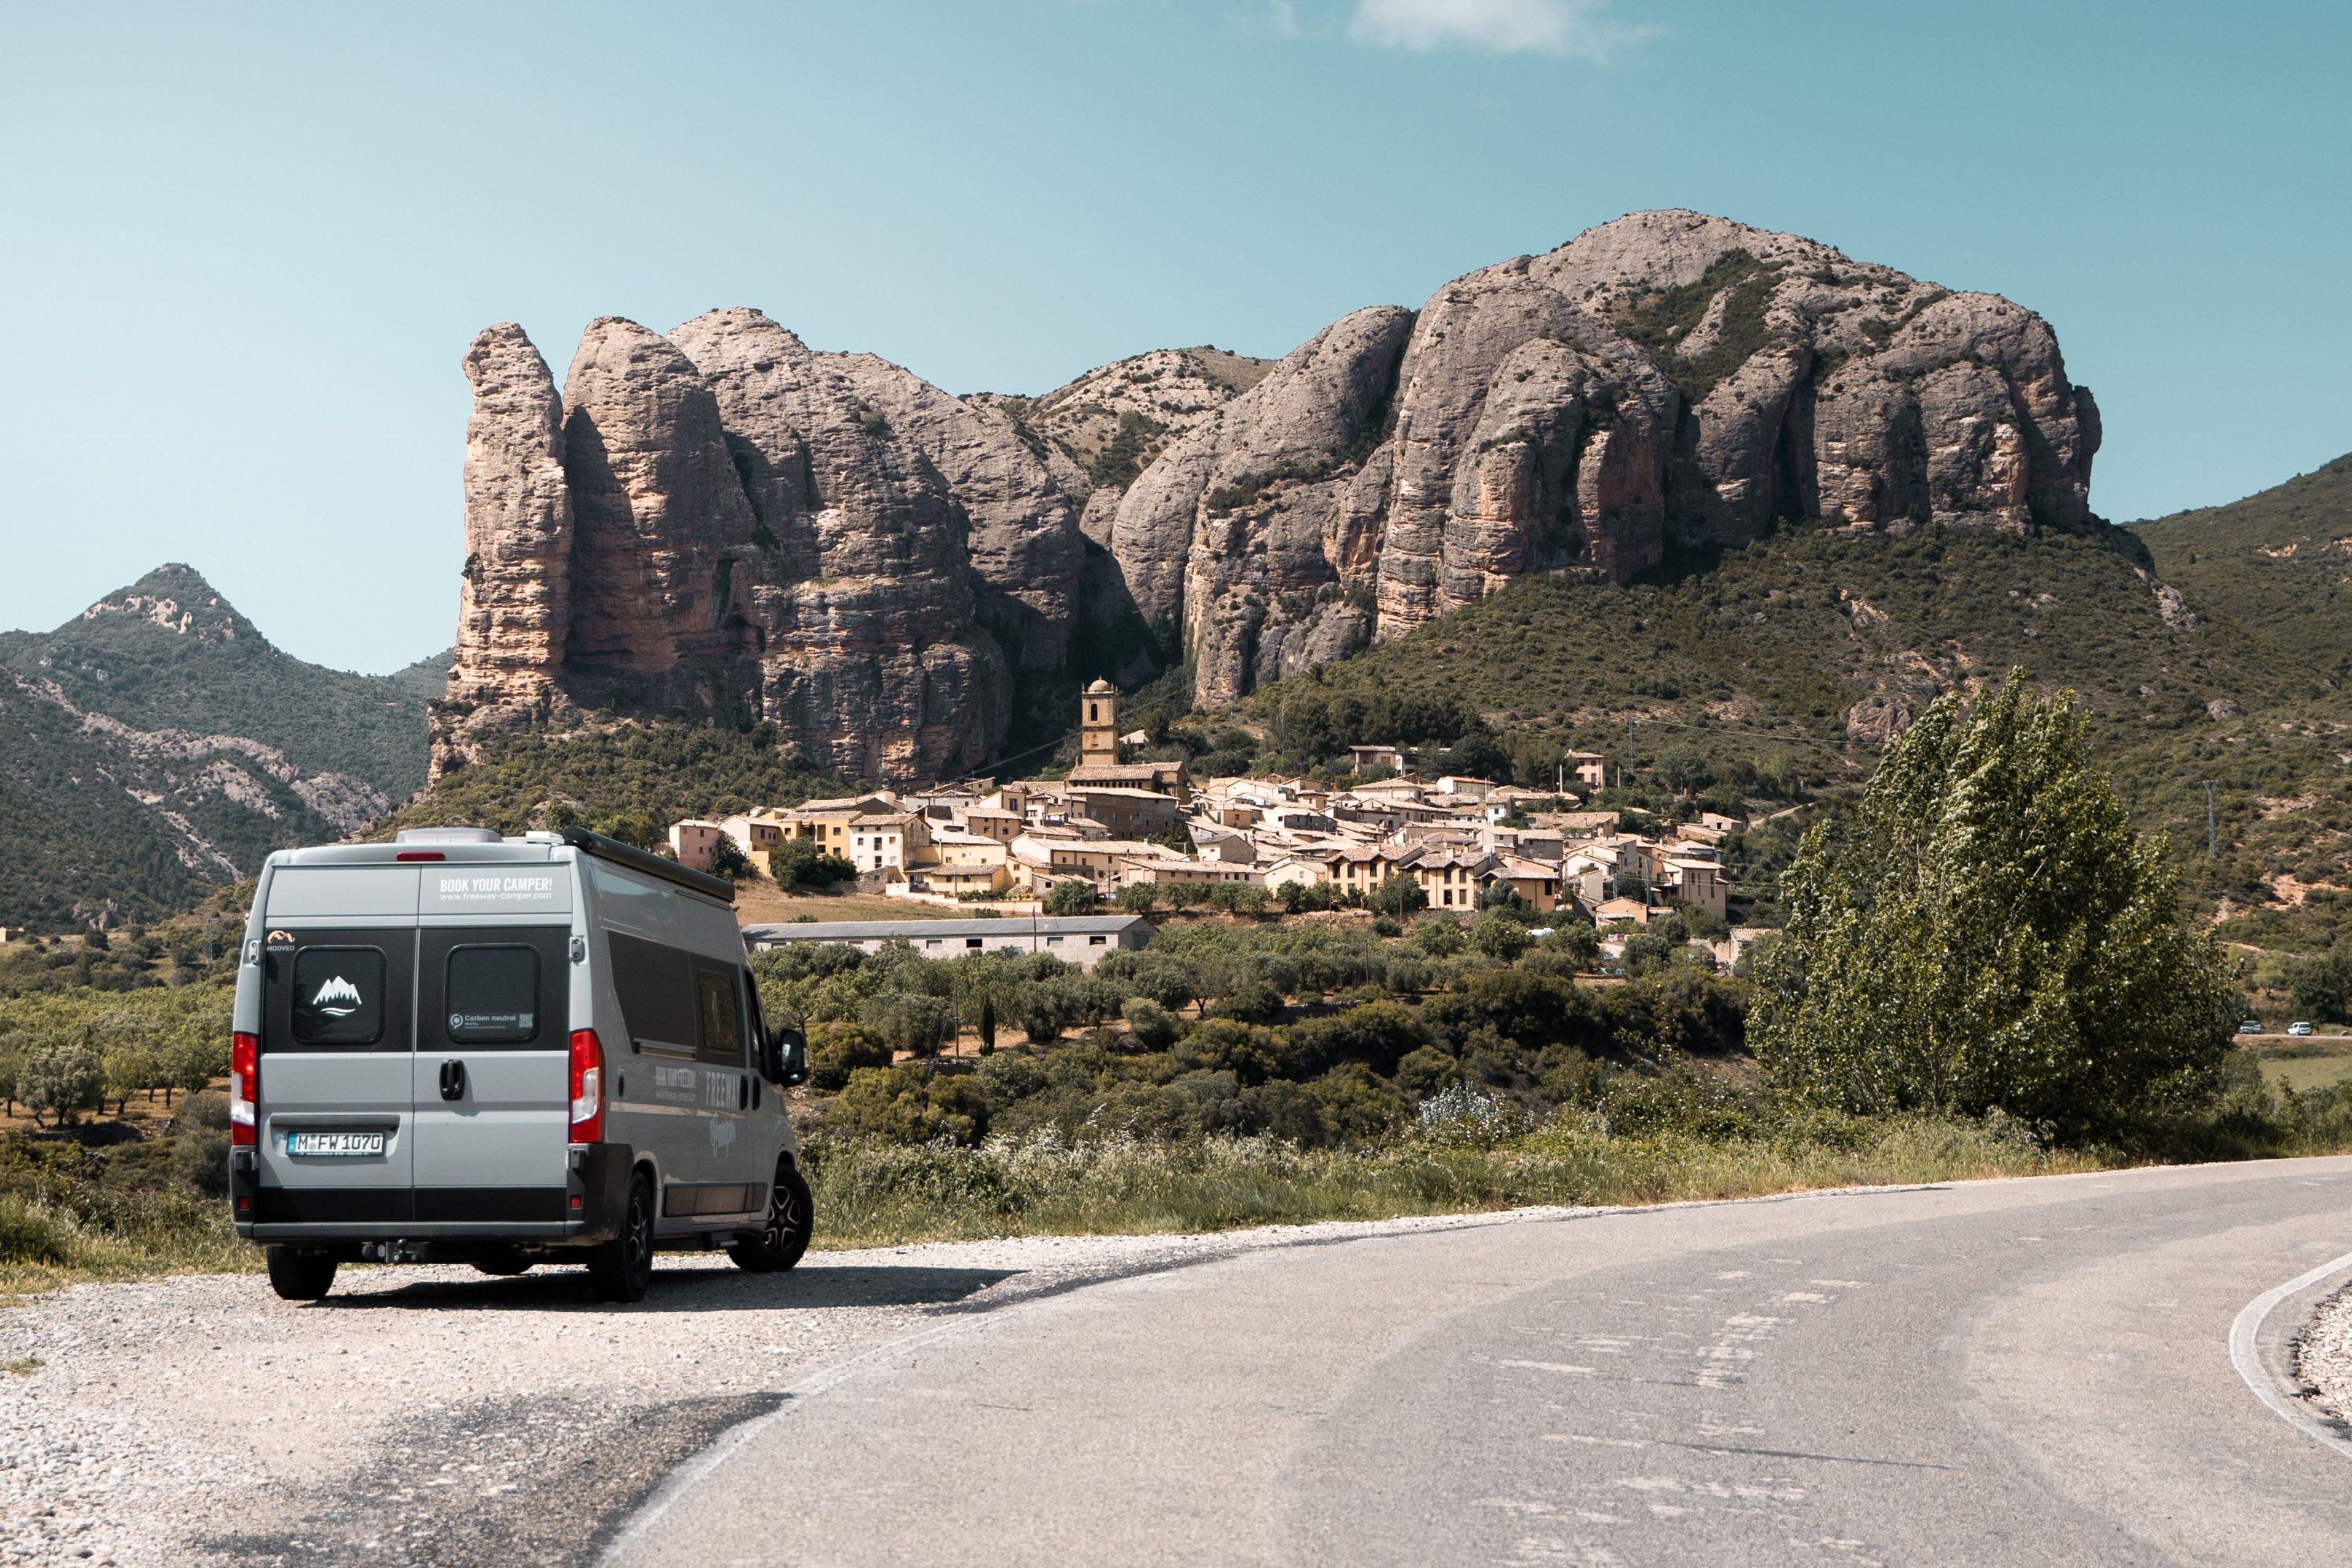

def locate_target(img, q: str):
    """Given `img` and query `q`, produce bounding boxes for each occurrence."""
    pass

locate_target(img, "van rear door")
[253,867,420,1226]
[410,925,573,1224]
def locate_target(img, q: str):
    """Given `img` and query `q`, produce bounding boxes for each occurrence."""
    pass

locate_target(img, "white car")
[2287,1021,2315,1038]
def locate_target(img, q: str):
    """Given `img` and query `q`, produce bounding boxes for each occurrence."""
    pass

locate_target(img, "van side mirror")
[769,1027,809,1088]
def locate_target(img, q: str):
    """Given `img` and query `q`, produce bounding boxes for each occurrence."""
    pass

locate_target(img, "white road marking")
[2228,1246,2352,1461]
[1502,1359,1598,1375]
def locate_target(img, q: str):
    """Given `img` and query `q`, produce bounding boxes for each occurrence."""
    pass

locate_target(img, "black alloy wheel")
[729,1159,813,1274]
[265,1245,339,1302]
[587,1172,655,1303]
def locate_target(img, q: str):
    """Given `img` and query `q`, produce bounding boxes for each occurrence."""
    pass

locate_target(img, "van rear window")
[445,946,540,1044]
[291,948,386,1046]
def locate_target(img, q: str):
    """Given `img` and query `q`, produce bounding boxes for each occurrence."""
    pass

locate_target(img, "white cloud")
[1267,0,1300,36]
[1348,0,1651,59]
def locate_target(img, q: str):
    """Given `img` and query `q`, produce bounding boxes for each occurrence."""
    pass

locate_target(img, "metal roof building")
[741,914,1154,968]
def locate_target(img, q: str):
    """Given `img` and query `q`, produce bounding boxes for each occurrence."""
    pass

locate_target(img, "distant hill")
[2134,453,2352,683]
[0,565,443,929]
[1230,521,2348,952]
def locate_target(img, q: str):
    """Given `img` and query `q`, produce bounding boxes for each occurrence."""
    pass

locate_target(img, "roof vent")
[394,827,503,845]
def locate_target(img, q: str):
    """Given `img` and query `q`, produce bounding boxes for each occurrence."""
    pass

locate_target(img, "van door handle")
[439,1060,467,1101]
[738,1073,750,1110]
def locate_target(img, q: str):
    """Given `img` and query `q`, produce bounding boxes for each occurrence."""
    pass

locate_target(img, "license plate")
[285,1131,386,1157]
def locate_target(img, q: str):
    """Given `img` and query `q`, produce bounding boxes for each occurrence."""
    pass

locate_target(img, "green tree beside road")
[1755,672,2235,1141]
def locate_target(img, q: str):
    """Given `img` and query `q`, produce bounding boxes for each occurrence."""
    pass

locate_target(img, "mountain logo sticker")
[310,976,364,1017]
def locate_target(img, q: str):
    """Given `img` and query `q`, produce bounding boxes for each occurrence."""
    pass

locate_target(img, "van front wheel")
[265,1246,338,1302]
[587,1172,655,1303]
[730,1161,812,1273]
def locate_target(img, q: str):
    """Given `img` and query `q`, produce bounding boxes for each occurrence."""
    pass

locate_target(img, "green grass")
[801,1119,2114,1248]
[2256,1039,2352,1095]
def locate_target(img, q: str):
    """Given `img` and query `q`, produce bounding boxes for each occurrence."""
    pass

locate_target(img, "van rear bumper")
[232,1142,632,1244]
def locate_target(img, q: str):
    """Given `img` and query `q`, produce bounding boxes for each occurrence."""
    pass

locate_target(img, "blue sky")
[3,0,2345,673]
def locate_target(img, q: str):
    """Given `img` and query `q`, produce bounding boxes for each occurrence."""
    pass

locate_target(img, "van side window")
[291,948,386,1046]
[695,967,744,1067]
[445,946,540,1044]
[608,932,696,1056]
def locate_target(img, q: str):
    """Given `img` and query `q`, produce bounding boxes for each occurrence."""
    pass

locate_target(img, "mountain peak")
[76,563,255,643]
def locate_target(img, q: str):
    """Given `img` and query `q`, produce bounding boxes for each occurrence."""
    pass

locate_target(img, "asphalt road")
[611,1158,2352,1566]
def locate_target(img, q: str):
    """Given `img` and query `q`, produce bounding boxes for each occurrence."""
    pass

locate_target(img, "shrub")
[706,835,755,881]
[1121,998,1179,1051]
[808,1022,893,1090]
[1393,1046,1466,1099]
[172,1128,231,1196]
[828,1066,988,1145]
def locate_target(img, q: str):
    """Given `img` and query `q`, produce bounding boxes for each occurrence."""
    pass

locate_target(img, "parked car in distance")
[2237,1019,2263,1035]
[2288,1021,2316,1037]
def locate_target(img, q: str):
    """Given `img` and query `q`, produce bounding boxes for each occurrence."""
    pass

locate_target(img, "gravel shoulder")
[0,1206,1600,1566]
[2299,1282,2352,1431]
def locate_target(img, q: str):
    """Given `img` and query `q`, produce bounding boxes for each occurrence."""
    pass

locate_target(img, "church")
[1065,677,1191,804]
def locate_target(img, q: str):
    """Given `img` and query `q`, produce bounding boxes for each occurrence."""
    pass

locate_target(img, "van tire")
[587,1172,655,1303]
[731,1160,813,1273]
[265,1246,338,1302]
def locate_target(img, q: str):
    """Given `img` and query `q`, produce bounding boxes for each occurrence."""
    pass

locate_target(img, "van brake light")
[568,1029,605,1144]
[394,851,445,862]
[230,1032,258,1147]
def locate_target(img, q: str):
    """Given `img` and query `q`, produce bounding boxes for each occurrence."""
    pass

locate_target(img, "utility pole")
[2202,781,2219,859]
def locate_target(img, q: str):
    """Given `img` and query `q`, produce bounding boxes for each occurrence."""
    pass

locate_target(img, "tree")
[1368,874,1427,917]
[1752,673,2234,1141]
[858,992,956,1059]
[2286,950,2352,1025]
[706,834,755,881]
[23,1042,105,1128]
[1115,881,1161,914]
[1044,880,1099,916]
[976,995,997,1055]
[1470,912,1531,963]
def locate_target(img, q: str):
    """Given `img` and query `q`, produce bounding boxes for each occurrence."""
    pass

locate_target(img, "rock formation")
[449,324,573,718]
[443,210,2105,771]
[1099,211,2102,702]
[440,313,1012,782]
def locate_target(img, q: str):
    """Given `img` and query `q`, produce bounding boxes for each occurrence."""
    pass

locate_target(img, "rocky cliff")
[444,209,2103,770]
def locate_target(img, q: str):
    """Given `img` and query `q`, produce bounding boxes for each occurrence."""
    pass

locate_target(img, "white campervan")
[228,826,810,1302]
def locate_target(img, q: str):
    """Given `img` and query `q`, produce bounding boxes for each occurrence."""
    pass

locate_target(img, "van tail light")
[568,1029,605,1144]
[230,1032,258,1147]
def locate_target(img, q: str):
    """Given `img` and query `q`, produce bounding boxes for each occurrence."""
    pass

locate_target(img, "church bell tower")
[1079,679,1119,767]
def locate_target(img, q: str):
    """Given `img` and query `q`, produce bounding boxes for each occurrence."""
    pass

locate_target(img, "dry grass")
[731,882,941,925]
[802,1117,2108,1250]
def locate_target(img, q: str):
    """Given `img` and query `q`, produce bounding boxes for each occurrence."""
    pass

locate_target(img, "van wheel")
[265,1246,338,1302]
[730,1161,813,1273]
[587,1172,655,1303]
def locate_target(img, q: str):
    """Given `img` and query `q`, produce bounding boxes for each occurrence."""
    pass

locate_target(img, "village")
[666,682,1775,972]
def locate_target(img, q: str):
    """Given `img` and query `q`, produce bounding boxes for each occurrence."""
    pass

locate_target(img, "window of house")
[966,937,984,949]
[1090,935,1107,946]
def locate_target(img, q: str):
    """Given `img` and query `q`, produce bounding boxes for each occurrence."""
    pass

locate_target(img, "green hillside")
[2134,452,2352,682]
[1226,521,2348,951]
[379,722,852,846]
[0,565,440,931]
[0,564,435,796]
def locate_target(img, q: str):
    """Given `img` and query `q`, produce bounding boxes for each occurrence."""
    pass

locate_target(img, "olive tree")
[1752,672,2234,1141]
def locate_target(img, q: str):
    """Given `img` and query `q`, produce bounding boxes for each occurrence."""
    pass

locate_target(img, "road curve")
[611,1158,2352,1566]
